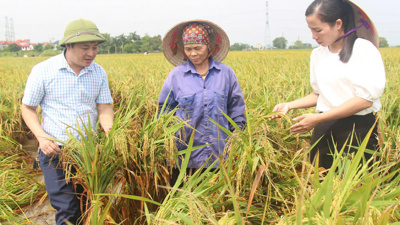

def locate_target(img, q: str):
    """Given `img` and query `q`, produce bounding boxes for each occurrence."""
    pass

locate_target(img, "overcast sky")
[2,0,399,47]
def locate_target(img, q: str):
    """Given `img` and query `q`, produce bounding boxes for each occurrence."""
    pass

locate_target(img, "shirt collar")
[57,50,70,71]
[183,56,222,74]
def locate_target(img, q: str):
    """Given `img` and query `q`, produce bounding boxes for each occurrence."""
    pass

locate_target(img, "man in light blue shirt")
[21,19,113,225]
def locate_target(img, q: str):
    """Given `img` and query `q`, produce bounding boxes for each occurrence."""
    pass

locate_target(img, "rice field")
[1,48,399,224]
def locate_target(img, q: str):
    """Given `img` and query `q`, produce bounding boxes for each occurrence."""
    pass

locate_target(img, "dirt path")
[21,139,56,225]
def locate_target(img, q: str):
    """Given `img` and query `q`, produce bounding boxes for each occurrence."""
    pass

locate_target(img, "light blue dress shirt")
[22,52,113,144]
[158,57,246,168]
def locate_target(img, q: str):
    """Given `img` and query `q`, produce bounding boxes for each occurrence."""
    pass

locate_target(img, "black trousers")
[310,113,379,169]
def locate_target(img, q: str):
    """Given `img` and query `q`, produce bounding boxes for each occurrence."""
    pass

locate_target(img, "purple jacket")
[158,57,246,168]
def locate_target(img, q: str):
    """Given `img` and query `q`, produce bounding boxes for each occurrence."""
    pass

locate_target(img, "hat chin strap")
[194,45,215,66]
[62,32,104,45]
[207,44,218,58]
[335,18,370,43]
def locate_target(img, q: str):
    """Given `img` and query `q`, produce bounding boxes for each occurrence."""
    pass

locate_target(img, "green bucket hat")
[60,19,106,47]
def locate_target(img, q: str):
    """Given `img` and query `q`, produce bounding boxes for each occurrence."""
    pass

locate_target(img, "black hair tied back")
[306,0,357,63]
[339,0,357,63]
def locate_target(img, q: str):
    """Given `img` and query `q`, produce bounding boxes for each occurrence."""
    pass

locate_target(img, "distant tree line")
[1,43,56,53]
[98,32,162,54]
[0,34,393,57]
[272,37,312,50]
[33,43,58,52]
[272,36,390,50]
[288,40,312,49]
[0,43,58,57]
[230,43,252,51]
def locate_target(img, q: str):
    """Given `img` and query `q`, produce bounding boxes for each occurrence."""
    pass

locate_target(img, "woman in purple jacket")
[159,20,246,185]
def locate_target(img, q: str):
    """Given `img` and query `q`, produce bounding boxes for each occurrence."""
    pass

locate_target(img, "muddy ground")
[21,139,56,225]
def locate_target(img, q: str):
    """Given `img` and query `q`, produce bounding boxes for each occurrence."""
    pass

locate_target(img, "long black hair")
[306,0,356,63]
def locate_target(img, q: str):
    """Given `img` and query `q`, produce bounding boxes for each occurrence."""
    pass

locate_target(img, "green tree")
[149,35,162,51]
[33,44,43,52]
[124,32,141,53]
[123,44,133,53]
[116,34,127,53]
[379,37,389,48]
[100,33,113,54]
[96,32,160,54]
[303,43,312,48]
[127,32,140,42]
[289,40,313,49]
[140,35,151,52]
[273,37,287,49]
[294,40,304,49]
[110,36,118,54]
[132,41,143,53]
[43,44,53,51]
[230,43,251,51]
[7,43,20,52]
[141,43,150,52]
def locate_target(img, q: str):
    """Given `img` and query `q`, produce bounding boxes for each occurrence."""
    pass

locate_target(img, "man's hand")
[21,104,61,156]
[97,103,114,137]
[38,137,61,156]
[103,125,112,137]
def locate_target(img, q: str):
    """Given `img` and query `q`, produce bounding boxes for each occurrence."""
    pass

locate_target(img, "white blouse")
[310,38,386,115]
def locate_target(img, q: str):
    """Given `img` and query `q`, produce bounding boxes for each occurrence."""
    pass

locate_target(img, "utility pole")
[10,18,15,42]
[264,1,271,49]
[4,17,15,42]
[5,16,10,41]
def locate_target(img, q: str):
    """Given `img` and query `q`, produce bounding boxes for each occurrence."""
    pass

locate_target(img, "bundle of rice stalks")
[280,129,400,224]
[0,136,45,223]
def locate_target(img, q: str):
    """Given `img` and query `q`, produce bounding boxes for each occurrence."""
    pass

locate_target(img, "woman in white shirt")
[271,0,385,169]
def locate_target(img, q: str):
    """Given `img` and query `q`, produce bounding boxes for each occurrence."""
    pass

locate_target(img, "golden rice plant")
[0,47,399,224]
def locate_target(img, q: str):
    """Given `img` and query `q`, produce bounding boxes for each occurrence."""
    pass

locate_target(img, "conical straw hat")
[162,19,230,66]
[347,0,379,47]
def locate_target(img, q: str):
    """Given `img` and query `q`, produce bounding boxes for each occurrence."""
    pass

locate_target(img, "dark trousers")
[310,113,379,169]
[39,150,83,225]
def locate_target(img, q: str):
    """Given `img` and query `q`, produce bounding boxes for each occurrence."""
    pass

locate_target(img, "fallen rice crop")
[0,48,399,224]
